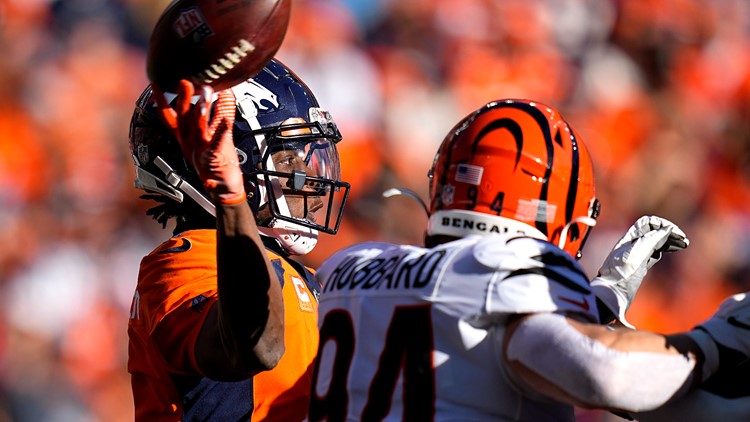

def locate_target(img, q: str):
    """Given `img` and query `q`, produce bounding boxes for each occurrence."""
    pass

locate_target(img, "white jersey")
[309,234,600,422]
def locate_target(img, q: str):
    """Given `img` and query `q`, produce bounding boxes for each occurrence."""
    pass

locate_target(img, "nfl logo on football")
[173,7,214,43]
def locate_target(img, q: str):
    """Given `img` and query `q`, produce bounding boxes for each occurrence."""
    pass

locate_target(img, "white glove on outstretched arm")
[591,216,689,328]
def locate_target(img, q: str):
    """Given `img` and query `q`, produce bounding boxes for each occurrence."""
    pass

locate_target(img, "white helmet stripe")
[232,80,297,243]
[232,81,272,207]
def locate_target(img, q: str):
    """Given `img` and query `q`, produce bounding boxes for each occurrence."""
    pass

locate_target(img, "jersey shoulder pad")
[471,234,570,270]
[477,235,598,320]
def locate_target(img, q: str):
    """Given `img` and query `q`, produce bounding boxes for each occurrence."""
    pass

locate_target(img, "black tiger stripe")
[531,251,589,281]
[565,124,581,225]
[503,266,591,294]
[509,102,555,237]
[473,117,523,169]
[554,128,564,146]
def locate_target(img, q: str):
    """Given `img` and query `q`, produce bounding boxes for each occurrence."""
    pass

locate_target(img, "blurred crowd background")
[1,0,749,420]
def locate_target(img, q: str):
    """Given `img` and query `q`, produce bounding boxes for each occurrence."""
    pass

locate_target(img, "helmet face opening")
[427,99,598,259]
[246,134,349,236]
[230,71,350,241]
[129,59,350,254]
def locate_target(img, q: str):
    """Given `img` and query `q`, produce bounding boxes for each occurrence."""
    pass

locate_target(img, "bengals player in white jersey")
[308,99,750,421]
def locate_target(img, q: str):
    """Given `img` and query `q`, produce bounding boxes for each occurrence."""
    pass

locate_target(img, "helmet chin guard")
[259,220,318,256]
[255,171,319,256]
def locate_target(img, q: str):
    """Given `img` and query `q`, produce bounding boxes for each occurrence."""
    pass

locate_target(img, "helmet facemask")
[231,79,349,255]
[238,117,349,255]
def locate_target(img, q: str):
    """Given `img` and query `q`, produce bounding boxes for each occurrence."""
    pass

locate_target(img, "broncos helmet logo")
[234,79,281,119]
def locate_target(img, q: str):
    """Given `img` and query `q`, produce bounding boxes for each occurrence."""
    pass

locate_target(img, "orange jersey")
[128,229,320,421]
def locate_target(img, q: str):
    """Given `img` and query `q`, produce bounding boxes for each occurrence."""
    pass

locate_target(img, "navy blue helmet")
[129,59,350,255]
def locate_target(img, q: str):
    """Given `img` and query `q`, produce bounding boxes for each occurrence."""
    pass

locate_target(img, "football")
[146,0,291,92]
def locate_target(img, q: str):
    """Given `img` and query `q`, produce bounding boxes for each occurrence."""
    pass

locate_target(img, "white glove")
[591,216,689,328]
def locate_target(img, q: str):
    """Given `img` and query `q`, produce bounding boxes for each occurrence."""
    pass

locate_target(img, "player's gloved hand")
[591,216,689,328]
[152,80,245,205]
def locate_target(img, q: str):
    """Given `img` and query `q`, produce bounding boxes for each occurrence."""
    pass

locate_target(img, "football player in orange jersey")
[127,59,349,421]
[309,99,750,421]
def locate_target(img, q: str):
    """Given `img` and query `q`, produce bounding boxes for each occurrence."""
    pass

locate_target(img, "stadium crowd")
[0,0,749,420]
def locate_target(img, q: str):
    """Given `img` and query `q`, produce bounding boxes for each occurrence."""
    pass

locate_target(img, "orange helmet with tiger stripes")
[427,99,600,259]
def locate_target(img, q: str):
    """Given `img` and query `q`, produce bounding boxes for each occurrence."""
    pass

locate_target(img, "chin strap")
[258,220,318,255]
[558,215,597,252]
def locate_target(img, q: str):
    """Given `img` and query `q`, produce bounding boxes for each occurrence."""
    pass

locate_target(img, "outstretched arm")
[502,312,710,413]
[504,293,750,414]
[153,80,284,379]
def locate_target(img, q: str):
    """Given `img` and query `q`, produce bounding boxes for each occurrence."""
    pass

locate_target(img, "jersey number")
[309,305,435,421]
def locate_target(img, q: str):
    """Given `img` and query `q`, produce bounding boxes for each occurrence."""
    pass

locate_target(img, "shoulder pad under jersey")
[474,234,599,321]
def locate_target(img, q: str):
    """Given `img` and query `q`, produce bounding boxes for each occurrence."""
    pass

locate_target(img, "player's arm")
[154,80,284,379]
[199,199,285,379]
[502,312,712,413]
[504,293,750,413]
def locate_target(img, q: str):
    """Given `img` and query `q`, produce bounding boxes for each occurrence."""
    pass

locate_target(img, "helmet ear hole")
[243,177,264,214]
